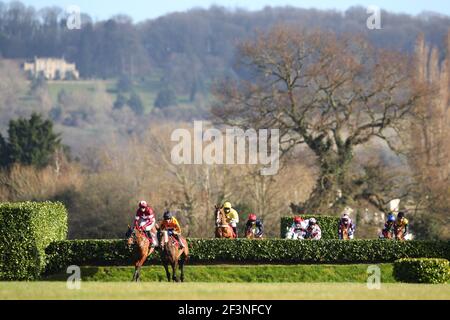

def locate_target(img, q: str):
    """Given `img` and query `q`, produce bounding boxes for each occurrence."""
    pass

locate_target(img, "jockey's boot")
[145,230,152,239]
[232,227,238,238]
[175,234,184,248]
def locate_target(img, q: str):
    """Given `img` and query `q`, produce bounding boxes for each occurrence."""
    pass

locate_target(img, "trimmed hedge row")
[280,215,339,239]
[393,258,450,284]
[45,239,450,274]
[0,201,68,280]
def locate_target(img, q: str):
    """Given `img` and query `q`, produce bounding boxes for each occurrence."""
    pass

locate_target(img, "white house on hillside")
[23,57,80,80]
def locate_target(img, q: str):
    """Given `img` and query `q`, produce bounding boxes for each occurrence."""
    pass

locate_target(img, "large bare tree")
[407,33,450,238]
[212,27,429,213]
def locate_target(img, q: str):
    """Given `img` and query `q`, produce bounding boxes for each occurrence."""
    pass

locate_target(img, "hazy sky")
[16,0,450,22]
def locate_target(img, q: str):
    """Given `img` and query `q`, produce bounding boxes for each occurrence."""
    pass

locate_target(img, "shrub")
[116,75,132,92]
[393,258,450,284]
[280,215,339,239]
[154,87,177,108]
[45,239,450,274]
[0,201,68,280]
[128,92,144,115]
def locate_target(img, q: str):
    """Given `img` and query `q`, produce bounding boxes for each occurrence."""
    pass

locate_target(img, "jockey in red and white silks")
[134,200,158,247]
[305,218,322,240]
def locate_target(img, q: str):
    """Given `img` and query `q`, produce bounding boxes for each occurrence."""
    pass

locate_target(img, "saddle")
[168,235,179,247]
[161,233,186,248]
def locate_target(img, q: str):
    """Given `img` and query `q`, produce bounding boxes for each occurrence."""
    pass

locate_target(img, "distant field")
[44,76,191,114]
[43,264,397,283]
[46,80,116,99]
[1,282,448,300]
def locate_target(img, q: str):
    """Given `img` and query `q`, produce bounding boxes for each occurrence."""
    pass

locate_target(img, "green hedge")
[45,239,450,274]
[280,215,339,239]
[0,201,68,280]
[393,258,450,284]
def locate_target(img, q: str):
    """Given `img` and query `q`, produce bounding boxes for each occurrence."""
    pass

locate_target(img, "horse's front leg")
[163,262,171,282]
[132,266,138,282]
[172,262,179,282]
[134,251,148,282]
[132,266,141,282]
[179,259,185,283]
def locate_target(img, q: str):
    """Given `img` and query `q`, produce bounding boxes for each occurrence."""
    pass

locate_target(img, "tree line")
[0,3,449,239]
[1,2,450,95]
[1,28,448,239]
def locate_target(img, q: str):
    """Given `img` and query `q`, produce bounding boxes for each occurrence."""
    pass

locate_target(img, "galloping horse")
[382,229,394,239]
[245,226,263,239]
[341,225,350,240]
[214,205,236,238]
[126,225,155,282]
[158,230,189,282]
[395,228,405,241]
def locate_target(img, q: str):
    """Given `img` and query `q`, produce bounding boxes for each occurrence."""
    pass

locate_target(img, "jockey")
[134,200,158,247]
[245,213,264,238]
[223,201,239,237]
[394,211,409,240]
[159,211,185,248]
[286,216,308,240]
[305,218,322,240]
[338,214,355,239]
[381,213,396,239]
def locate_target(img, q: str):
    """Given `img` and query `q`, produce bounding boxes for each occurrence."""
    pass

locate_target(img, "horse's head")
[126,225,134,246]
[214,205,225,226]
[342,226,349,240]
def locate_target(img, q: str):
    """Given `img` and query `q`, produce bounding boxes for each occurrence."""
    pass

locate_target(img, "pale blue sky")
[15,0,450,22]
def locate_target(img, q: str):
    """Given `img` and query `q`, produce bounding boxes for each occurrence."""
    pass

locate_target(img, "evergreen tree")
[113,93,128,109]
[154,87,178,109]
[128,92,144,115]
[0,113,62,168]
[117,75,133,92]
[0,134,9,167]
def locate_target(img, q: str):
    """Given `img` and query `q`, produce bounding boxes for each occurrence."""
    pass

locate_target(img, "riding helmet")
[163,211,173,220]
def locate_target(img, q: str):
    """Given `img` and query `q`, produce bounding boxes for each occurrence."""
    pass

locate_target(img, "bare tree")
[406,32,450,239]
[212,27,430,213]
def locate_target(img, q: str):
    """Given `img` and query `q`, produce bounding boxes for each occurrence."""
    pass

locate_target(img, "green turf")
[43,264,397,283]
[46,80,116,101]
[0,282,448,300]
[44,74,210,114]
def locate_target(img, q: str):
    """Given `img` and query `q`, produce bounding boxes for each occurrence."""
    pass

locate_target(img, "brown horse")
[382,229,394,239]
[126,225,155,282]
[214,205,236,239]
[341,226,349,240]
[158,230,189,282]
[395,229,405,241]
[245,226,263,239]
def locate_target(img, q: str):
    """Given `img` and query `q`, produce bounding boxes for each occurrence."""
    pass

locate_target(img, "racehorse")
[158,230,189,282]
[245,227,263,239]
[126,225,155,282]
[382,229,394,239]
[395,228,405,241]
[214,205,236,238]
[341,225,349,240]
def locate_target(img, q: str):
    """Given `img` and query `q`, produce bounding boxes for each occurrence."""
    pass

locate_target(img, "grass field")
[1,282,449,300]
[45,76,193,115]
[43,264,397,283]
